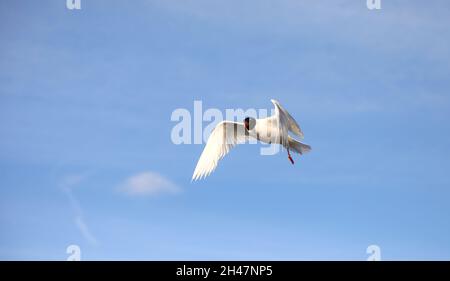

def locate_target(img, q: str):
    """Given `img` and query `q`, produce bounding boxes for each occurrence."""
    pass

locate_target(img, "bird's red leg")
[287,148,294,165]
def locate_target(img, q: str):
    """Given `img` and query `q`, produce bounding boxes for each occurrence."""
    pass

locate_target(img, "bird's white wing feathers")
[271,100,289,149]
[288,136,311,155]
[271,99,304,139]
[192,121,249,181]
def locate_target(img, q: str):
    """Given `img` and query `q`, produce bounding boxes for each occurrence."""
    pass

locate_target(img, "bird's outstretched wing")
[192,121,249,181]
[271,99,304,139]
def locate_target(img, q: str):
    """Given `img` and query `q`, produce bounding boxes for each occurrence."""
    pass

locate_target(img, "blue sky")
[1,0,450,260]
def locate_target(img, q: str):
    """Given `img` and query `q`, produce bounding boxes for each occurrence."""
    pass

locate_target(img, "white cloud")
[60,174,86,189]
[74,216,97,246]
[119,171,180,196]
[60,173,98,246]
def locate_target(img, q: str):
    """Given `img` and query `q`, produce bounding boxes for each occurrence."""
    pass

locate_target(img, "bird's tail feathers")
[288,136,311,155]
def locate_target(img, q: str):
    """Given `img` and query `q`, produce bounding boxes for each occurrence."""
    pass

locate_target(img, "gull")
[192,99,311,181]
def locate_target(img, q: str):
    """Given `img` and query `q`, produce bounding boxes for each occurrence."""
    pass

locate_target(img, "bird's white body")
[192,99,311,180]
[250,115,282,144]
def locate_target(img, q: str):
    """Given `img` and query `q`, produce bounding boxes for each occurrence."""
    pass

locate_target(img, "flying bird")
[192,99,311,180]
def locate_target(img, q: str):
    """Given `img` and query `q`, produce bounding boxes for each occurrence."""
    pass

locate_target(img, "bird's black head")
[244,117,256,131]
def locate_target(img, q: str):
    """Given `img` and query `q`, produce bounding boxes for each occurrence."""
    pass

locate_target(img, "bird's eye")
[244,117,256,130]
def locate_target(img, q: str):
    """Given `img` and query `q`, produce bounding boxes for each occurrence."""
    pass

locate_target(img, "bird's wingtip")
[270,99,281,106]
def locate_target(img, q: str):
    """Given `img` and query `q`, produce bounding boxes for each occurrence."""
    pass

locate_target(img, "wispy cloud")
[119,171,180,196]
[74,216,97,245]
[60,173,98,246]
